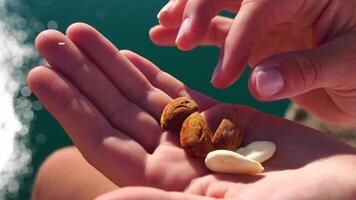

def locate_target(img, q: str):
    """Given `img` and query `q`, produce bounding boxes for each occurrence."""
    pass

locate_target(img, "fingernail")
[175,18,190,44]
[255,68,284,97]
[211,59,222,83]
[157,0,175,19]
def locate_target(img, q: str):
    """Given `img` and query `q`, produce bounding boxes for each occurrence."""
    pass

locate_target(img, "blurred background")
[0,0,289,199]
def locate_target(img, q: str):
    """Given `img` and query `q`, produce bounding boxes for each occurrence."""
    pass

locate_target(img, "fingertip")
[176,40,195,51]
[175,0,222,50]
[210,64,242,89]
[120,49,162,79]
[119,49,135,57]
[175,18,196,51]
[175,16,210,51]
[148,26,159,35]
[156,0,186,28]
[119,49,140,63]
[149,25,179,46]
[66,22,92,35]
[35,29,66,52]
[66,22,99,43]
[248,69,264,100]
[175,36,198,51]
[27,66,44,90]
[210,60,229,89]
[210,78,231,89]
[156,4,172,26]
[210,71,236,89]
[27,66,56,95]
[148,26,162,45]
[211,41,251,88]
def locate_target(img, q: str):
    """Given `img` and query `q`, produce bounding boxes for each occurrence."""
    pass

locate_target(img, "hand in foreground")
[151,0,356,127]
[28,23,356,200]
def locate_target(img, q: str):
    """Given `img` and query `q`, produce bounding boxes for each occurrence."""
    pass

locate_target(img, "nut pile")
[160,97,276,174]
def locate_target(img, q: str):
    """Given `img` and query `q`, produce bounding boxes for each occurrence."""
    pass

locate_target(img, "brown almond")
[160,97,199,133]
[180,112,214,158]
[212,109,243,151]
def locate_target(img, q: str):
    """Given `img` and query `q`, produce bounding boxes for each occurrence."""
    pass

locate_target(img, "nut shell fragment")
[160,97,199,132]
[212,109,243,151]
[180,112,214,158]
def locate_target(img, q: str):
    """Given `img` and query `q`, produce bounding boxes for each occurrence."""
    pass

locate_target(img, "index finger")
[211,0,304,88]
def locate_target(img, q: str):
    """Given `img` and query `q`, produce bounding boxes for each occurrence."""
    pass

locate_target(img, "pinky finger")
[95,187,216,200]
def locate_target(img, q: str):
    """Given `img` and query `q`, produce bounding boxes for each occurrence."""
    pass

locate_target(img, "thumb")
[249,34,356,100]
[211,0,307,88]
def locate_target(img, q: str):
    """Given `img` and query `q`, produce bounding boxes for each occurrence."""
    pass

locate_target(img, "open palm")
[28,23,356,200]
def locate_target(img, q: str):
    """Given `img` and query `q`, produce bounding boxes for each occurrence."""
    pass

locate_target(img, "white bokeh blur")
[0,0,39,198]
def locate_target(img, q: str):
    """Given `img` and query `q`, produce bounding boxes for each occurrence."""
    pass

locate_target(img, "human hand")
[151,0,356,127]
[28,23,356,200]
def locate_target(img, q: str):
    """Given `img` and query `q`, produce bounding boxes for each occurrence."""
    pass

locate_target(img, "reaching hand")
[28,23,356,200]
[151,0,356,127]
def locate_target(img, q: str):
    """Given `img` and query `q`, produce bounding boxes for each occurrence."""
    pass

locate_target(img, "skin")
[32,147,117,200]
[151,0,356,127]
[28,23,356,200]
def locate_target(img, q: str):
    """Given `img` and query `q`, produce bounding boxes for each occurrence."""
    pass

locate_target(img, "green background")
[9,0,289,199]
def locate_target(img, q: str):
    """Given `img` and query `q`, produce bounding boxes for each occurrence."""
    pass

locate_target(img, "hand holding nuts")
[160,97,277,175]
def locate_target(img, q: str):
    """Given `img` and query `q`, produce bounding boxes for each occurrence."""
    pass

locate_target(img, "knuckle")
[290,52,320,88]
[188,0,217,18]
[53,87,79,118]
[207,23,219,46]
[106,101,130,123]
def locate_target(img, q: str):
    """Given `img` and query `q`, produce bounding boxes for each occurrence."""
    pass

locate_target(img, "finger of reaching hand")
[150,16,232,48]
[211,0,303,88]
[35,30,160,152]
[249,34,356,97]
[27,67,150,186]
[175,0,237,50]
[95,187,216,200]
[120,50,218,110]
[66,23,171,120]
[248,34,356,125]
[157,0,239,28]
[157,0,188,28]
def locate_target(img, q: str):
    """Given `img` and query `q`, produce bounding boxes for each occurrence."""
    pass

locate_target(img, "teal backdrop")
[8,0,289,199]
